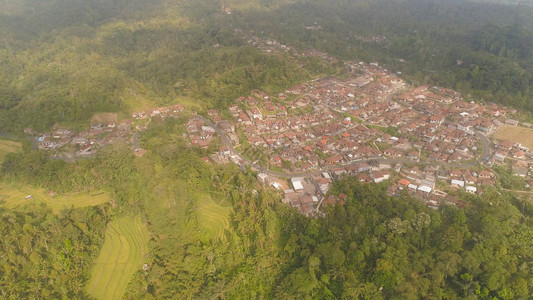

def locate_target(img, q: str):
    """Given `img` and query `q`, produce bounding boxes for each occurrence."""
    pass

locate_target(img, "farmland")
[492,125,533,149]
[0,139,21,162]
[87,216,150,300]
[0,182,109,212]
[198,195,232,241]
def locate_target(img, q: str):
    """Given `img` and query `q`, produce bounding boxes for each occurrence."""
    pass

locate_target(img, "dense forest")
[2,0,533,298]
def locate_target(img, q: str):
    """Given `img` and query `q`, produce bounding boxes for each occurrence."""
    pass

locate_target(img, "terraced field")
[0,139,21,162]
[0,182,109,212]
[87,216,149,300]
[198,195,232,241]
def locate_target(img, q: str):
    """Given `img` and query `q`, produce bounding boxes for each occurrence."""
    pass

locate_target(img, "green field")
[0,139,21,162]
[0,182,109,212]
[87,216,150,300]
[198,195,232,241]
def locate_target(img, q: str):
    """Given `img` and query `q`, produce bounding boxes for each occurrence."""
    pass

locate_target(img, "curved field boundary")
[87,215,149,300]
[198,196,232,241]
[0,182,109,212]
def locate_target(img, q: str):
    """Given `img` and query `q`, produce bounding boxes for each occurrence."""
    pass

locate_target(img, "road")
[198,115,492,179]
[474,130,491,163]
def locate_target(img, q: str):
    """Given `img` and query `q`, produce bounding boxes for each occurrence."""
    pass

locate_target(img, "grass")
[197,195,232,241]
[0,139,21,162]
[87,215,149,300]
[0,182,109,212]
[492,125,533,149]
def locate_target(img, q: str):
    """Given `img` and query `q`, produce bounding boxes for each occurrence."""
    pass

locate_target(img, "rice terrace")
[0,182,109,212]
[87,216,149,300]
[198,195,232,241]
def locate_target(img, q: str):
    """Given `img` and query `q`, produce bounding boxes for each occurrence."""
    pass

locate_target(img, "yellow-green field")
[177,96,202,110]
[87,216,149,300]
[198,195,232,241]
[0,182,109,212]
[0,139,21,162]
[492,125,533,149]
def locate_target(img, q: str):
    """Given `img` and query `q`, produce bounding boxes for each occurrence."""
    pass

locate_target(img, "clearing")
[0,139,21,162]
[87,215,150,300]
[492,125,533,149]
[198,195,232,241]
[0,182,109,212]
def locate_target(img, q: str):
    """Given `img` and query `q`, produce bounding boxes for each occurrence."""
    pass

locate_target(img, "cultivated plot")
[0,182,109,212]
[492,125,533,150]
[87,215,150,300]
[198,195,232,241]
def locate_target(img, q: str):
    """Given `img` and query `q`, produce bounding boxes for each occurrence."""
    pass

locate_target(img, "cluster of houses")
[493,139,533,179]
[194,55,529,214]
[27,121,132,157]
[186,117,218,149]
[223,61,503,175]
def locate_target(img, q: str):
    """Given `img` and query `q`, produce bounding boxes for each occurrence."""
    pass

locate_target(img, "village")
[191,58,533,216]
[24,104,185,160]
[23,35,533,217]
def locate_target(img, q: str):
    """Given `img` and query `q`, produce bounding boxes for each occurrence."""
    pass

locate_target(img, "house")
[398,179,411,187]
[325,154,344,165]
[246,107,263,120]
[354,163,371,173]
[371,171,390,183]
[417,185,432,194]
[79,144,93,154]
[332,167,347,177]
[219,146,231,157]
[451,179,465,188]
[505,119,519,126]
[464,175,476,185]
[478,170,493,179]
[357,173,372,182]
[315,178,331,194]
[511,149,526,159]
[494,151,507,163]
[291,177,305,191]
[465,186,477,194]
[257,173,268,184]
[496,140,513,150]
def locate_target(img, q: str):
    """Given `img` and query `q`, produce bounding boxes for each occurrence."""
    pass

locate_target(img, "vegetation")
[1,0,533,299]
[1,109,533,298]
[0,139,21,162]
[0,204,108,298]
[87,215,150,300]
